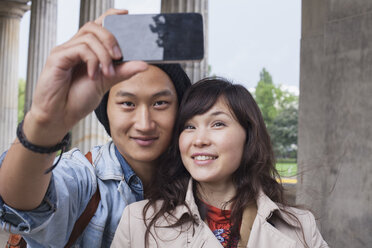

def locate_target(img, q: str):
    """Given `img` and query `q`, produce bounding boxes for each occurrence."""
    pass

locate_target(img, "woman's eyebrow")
[210,111,231,117]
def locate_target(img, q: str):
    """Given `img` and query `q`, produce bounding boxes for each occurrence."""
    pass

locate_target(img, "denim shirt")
[114,147,144,202]
[0,141,144,247]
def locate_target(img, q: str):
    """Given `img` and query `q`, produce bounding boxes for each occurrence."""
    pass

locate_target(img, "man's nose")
[134,106,155,132]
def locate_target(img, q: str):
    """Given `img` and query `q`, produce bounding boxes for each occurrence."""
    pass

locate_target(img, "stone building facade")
[297,1,372,247]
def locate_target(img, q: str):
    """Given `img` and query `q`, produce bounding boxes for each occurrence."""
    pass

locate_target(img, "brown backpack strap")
[237,203,257,248]
[6,234,26,248]
[64,151,101,248]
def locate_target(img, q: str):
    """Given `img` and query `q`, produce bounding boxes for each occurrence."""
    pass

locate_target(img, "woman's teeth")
[193,155,216,161]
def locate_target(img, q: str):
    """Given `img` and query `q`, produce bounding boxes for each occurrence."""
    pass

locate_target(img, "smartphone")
[103,13,204,63]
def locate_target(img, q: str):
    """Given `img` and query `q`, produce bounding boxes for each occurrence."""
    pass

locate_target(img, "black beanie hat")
[94,64,191,136]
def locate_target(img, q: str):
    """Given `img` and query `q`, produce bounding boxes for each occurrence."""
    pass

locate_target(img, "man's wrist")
[17,120,70,154]
[22,111,69,147]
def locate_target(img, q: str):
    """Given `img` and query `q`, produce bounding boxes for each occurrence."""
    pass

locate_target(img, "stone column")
[79,0,114,25]
[24,0,58,112]
[297,0,372,247]
[0,1,29,153]
[70,0,114,153]
[161,0,209,83]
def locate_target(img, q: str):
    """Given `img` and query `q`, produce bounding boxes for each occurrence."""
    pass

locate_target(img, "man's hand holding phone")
[25,9,148,146]
[23,9,204,146]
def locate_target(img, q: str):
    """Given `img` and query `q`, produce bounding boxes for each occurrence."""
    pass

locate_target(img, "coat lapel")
[245,191,297,248]
[247,219,297,248]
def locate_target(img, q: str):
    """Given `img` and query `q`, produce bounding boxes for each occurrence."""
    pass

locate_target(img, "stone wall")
[297,1,372,247]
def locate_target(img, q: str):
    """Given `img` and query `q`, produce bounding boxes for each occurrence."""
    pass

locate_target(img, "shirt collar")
[114,146,136,185]
[114,146,144,201]
[94,141,124,181]
[94,141,140,186]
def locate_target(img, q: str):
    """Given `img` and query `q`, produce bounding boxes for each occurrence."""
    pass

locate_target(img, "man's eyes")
[119,100,171,109]
[154,101,169,106]
[122,102,135,107]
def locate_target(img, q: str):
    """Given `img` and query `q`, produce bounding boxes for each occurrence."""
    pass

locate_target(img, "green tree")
[254,68,298,159]
[270,105,298,159]
[254,68,277,126]
[274,86,298,110]
[18,78,26,123]
[259,68,273,84]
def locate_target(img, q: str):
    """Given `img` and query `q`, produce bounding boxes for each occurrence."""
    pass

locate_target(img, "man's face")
[107,65,178,167]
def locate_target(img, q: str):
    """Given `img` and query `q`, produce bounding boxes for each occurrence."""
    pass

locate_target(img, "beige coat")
[111,180,329,248]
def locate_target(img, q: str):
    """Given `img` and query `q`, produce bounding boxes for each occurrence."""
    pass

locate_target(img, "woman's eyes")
[212,121,226,128]
[183,124,195,130]
[183,121,226,130]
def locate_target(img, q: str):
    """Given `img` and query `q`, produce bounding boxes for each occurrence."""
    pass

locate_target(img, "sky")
[19,0,301,94]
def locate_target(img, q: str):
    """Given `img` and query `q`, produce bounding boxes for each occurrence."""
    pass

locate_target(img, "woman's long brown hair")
[143,77,306,247]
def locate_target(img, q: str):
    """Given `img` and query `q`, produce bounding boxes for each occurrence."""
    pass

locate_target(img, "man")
[0,9,190,247]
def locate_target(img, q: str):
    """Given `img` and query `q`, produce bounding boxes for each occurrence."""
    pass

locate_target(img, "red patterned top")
[204,202,239,248]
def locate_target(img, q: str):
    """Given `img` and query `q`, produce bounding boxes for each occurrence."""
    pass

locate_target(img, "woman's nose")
[193,129,211,147]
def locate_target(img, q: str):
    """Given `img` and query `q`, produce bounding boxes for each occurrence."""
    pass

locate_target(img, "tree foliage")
[254,68,298,159]
[255,79,277,125]
[270,106,298,158]
[18,79,26,123]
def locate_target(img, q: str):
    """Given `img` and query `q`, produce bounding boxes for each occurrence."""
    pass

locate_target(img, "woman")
[112,77,329,248]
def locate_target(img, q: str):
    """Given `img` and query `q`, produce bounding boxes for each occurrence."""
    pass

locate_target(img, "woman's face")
[179,97,246,185]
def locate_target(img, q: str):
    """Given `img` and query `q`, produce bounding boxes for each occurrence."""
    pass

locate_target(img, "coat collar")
[178,179,301,228]
[170,178,201,221]
[256,190,279,219]
[256,190,301,228]
[162,178,301,248]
